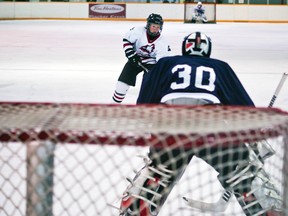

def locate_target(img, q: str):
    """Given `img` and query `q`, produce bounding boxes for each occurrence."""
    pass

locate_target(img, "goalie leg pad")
[119,155,176,216]
[225,148,282,215]
[250,140,275,161]
[251,169,283,212]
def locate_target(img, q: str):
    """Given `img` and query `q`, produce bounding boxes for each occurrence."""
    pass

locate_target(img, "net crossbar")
[0,102,287,146]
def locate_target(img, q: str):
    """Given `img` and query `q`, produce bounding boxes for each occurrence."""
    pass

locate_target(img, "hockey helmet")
[182,32,212,57]
[146,13,163,37]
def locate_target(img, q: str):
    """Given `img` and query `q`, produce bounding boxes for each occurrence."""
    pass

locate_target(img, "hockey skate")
[119,155,174,216]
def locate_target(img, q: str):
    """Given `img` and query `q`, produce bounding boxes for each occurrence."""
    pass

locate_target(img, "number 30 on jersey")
[170,64,216,92]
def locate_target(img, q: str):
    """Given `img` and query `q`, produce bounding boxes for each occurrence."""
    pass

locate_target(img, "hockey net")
[0,102,287,216]
[184,0,216,24]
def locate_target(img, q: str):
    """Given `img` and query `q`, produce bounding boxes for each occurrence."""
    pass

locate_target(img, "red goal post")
[0,102,287,215]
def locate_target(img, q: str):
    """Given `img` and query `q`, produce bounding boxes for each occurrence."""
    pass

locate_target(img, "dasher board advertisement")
[89,4,126,18]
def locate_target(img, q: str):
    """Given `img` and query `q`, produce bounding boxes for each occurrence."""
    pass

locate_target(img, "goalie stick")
[268,72,288,107]
[183,190,232,213]
[183,72,288,213]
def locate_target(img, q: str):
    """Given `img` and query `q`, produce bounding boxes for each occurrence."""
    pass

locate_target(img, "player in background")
[111,13,171,104]
[191,1,208,23]
[119,32,282,216]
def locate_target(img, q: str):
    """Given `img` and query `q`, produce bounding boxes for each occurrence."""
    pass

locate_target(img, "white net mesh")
[0,102,287,216]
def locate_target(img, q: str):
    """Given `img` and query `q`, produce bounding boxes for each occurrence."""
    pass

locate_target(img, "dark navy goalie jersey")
[137,55,255,106]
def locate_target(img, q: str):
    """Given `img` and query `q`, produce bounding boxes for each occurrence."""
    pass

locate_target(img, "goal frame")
[1,102,288,215]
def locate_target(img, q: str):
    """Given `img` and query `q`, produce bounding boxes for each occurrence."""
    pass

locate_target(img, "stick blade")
[182,196,229,212]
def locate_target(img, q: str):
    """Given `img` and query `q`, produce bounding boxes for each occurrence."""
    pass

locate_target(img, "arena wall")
[0,2,287,22]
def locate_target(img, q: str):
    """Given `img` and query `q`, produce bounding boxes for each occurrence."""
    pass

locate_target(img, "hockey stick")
[138,62,149,73]
[183,190,232,213]
[183,72,288,212]
[268,72,288,108]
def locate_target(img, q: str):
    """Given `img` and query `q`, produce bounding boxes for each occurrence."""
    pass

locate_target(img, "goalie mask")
[182,32,212,57]
[146,13,164,37]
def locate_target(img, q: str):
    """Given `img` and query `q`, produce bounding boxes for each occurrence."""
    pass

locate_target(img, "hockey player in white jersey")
[112,13,171,104]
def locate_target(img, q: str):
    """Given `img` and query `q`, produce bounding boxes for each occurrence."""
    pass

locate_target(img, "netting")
[0,102,288,216]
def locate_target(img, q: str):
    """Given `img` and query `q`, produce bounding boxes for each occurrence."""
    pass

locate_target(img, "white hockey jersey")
[123,26,171,65]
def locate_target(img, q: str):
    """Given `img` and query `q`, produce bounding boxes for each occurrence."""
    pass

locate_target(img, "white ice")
[0,20,288,216]
[0,20,287,110]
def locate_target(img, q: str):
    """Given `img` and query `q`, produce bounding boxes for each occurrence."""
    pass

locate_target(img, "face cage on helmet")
[146,22,163,37]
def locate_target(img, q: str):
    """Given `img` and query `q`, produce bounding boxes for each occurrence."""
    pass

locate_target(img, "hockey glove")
[128,53,141,66]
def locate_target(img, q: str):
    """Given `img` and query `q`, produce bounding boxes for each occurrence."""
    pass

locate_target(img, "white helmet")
[197,1,202,6]
[182,32,212,57]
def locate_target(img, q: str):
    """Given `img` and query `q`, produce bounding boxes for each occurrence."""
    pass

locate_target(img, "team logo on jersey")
[140,44,155,55]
